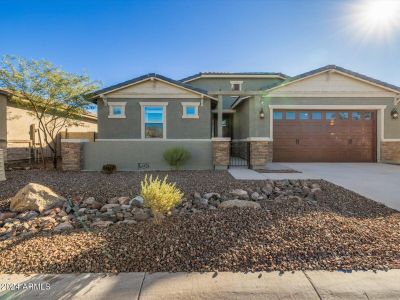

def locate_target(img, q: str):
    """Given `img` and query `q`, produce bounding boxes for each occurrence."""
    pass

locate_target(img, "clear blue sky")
[1,0,399,88]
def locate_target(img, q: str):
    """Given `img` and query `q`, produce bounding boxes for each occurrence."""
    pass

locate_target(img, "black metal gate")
[229,141,250,167]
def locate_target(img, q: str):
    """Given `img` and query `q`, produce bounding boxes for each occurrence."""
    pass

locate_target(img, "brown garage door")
[273,110,377,162]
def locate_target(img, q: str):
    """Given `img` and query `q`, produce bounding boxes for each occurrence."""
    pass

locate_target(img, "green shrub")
[163,147,190,169]
[140,175,183,223]
[102,164,116,174]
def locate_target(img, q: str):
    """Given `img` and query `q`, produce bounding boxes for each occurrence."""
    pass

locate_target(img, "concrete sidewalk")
[1,270,400,299]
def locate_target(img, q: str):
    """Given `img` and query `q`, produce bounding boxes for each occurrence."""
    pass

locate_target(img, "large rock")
[130,196,144,207]
[117,197,130,205]
[100,204,120,212]
[203,193,220,200]
[193,197,208,209]
[219,200,261,209]
[229,189,249,200]
[0,212,16,221]
[82,197,102,209]
[10,183,66,213]
[54,222,73,231]
[132,208,152,221]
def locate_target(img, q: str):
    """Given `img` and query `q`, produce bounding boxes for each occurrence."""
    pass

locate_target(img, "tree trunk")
[36,129,46,169]
[52,141,58,169]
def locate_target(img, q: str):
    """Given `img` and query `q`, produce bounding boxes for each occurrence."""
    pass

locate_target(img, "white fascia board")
[183,74,286,83]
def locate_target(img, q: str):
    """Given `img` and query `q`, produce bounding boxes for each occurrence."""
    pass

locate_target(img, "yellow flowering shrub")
[140,175,183,222]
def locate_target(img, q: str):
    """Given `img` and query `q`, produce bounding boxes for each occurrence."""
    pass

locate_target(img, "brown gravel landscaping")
[0,170,261,210]
[0,170,399,273]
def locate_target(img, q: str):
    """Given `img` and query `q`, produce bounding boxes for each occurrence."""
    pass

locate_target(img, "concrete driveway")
[279,163,400,211]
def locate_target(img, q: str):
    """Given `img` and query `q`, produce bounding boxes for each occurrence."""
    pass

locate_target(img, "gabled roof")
[0,89,10,96]
[1,88,97,121]
[92,73,214,100]
[264,65,400,93]
[180,72,288,83]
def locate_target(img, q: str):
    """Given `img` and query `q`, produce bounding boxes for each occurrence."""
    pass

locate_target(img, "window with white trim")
[230,81,243,91]
[181,102,200,119]
[108,102,126,118]
[140,102,168,139]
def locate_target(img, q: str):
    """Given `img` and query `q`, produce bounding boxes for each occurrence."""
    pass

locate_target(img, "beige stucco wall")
[108,79,200,98]
[267,71,397,97]
[7,103,97,142]
[0,94,6,149]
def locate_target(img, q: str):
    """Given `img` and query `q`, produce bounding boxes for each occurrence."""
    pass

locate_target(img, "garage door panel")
[273,110,376,162]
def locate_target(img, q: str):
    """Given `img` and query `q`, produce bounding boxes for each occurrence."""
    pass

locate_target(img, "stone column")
[380,141,400,163]
[61,139,88,171]
[249,139,273,169]
[212,137,230,170]
[0,149,5,181]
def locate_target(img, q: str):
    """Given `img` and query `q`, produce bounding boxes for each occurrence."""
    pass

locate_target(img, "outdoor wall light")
[259,108,265,119]
[391,108,399,120]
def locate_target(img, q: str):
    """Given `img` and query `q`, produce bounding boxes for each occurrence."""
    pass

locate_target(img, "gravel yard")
[0,170,260,210]
[0,170,399,273]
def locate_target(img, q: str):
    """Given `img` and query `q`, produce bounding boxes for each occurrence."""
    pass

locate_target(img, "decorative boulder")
[100,204,120,212]
[219,200,261,209]
[54,222,73,231]
[130,196,144,207]
[82,197,103,210]
[132,208,152,221]
[117,197,130,205]
[203,193,221,200]
[0,212,16,221]
[10,183,66,213]
[193,197,208,209]
[229,189,249,200]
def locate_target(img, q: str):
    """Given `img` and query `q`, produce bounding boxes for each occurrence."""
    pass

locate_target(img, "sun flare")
[347,0,400,41]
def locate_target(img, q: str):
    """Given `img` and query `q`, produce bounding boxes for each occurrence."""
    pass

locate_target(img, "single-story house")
[0,89,97,162]
[61,65,400,171]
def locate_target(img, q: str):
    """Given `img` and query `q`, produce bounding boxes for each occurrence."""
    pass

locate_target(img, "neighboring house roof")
[0,89,10,96]
[180,72,288,83]
[92,73,216,101]
[1,89,97,121]
[264,65,400,94]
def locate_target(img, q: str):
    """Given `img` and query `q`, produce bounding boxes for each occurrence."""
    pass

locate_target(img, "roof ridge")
[264,64,400,93]
[180,72,288,82]
[92,73,211,99]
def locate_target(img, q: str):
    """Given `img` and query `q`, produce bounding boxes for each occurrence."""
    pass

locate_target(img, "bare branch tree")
[0,55,99,169]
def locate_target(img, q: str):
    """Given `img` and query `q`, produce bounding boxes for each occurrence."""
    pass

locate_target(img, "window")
[312,112,322,120]
[230,81,243,91]
[181,102,200,118]
[108,102,126,118]
[352,112,361,120]
[339,112,349,120]
[299,112,309,120]
[364,112,372,120]
[326,112,336,120]
[273,111,283,120]
[140,103,168,139]
[285,111,296,120]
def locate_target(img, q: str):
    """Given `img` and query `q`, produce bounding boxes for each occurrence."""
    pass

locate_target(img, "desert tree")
[0,55,99,169]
